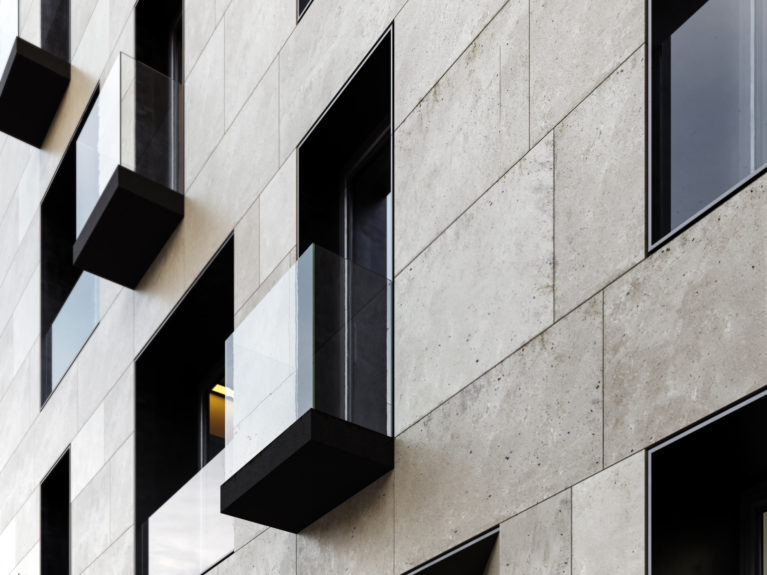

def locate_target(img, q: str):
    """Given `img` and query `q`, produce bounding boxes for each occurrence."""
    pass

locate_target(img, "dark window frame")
[403,526,499,575]
[647,0,767,252]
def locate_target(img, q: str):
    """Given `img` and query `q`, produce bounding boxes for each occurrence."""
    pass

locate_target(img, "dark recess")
[403,527,499,575]
[41,450,69,575]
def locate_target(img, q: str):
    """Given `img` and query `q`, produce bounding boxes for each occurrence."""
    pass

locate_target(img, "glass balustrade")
[224,243,392,481]
[76,52,181,237]
[43,271,99,398]
[147,450,233,575]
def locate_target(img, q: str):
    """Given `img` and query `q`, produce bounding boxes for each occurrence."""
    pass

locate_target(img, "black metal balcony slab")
[220,408,393,533]
[0,37,69,147]
[73,165,183,289]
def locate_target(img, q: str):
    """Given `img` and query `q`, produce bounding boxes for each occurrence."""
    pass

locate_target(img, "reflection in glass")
[47,272,99,393]
[652,0,767,243]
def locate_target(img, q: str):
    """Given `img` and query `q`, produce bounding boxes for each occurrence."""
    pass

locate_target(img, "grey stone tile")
[185,0,217,80]
[218,528,296,575]
[224,0,293,127]
[71,404,105,500]
[234,198,260,313]
[72,465,111,574]
[395,135,553,433]
[394,0,529,272]
[604,183,767,464]
[109,438,134,541]
[259,153,296,282]
[572,453,645,575]
[81,526,134,575]
[394,0,509,127]
[554,48,645,319]
[499,490,571,575]
[104,365,135,460]
[530,0,644,142]
[394,295,602,572]
[297,475,393,575]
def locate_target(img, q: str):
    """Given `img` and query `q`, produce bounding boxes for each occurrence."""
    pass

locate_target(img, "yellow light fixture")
[211,383,234,398]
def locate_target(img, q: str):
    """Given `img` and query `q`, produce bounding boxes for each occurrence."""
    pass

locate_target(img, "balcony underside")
[220,409,393,533]
[0,37,69,147]
[73,165,183,289]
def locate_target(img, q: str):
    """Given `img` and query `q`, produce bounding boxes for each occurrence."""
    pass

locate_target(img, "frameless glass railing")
[0,0,69,68]
[147,450,233,575]
[43,271,99,397]
[76,52,181,236]
[224,243,392,480]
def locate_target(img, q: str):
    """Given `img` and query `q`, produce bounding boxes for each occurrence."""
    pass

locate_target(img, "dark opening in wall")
[135,237,233,574]
[297,28,392,434]
[41,89,99,405]
[404,527,499,575]
[298,0,313,20]
[650,390,767,575]
[649,0,767,248]
[41,0,70,61]
[135,0,183,79]
[41,450,69,575]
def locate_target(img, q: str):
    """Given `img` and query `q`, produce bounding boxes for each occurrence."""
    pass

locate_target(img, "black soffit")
[72,165,183,289]
[404,527,499,575]
[0,37,69,148]
[220,409,394,533]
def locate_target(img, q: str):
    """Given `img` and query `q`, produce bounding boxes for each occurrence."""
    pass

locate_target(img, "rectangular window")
[650,0,767,247]
[41,450,69,575]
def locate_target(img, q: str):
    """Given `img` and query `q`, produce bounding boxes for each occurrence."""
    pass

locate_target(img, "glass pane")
[148,449,233,575]
[40,0,68,61]
[225,244,391,480]
[0,0,18,70]
[49,272,99,390]
[667,0,765,230]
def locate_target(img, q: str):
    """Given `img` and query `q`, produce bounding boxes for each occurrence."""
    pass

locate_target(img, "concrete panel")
[530,0,644,142]
[71,404,105,500]
[185,22,226,187]
[297,475,393,575]
[0,344,38,473]
[81,527,134,575]
[572,453,645,575]
[216,0,233,22]
[259,153,296,281]
[0,138,31,228]
[278,0,403,163]
[184,60,279,284]
[554,48,645,319]
[109,438,134,540]
[218,528,296,575]
[12,265,39,375]
[604,184,767,464]
[70,0,99,58]
[76,289,133,427]
[394,0,529,272]
[395,135,553,433]
[185,0,217,79]
[12,541,39,575]
[71,465,110,574]
[394,295,602,572]
[104,365,135,459]
[13,487,39,571]
[394,0,508,127]
[0,323,12,403]
[499,490,571,575]
[234,198,260,313]
[225,0,293,127]
[235,248,295,325]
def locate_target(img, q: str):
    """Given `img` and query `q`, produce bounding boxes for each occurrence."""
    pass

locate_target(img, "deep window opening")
[135,237,233,575]
[650,0,767,247]
[404,527,499,575]
[650,390,767,575]
[298,29,392,435]
[40,0,70,61]
[41,450,69,575]
[298,0,313,20]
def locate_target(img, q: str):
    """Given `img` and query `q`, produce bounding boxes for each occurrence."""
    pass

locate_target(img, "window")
[298,0,313,20]
[41,450,69,575]
[41,89,100,406]
[135,237,233,574]
[404,527,499,575]
[649,389,767,574]
[649,0,767,248]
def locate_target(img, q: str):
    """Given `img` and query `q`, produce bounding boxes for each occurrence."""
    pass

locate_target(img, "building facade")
[0,0,765,573]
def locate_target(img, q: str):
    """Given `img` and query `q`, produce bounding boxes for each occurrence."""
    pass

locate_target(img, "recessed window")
[41,450,69,575]
[298,0,313,20]
[649,390,767,574]
[41,90,100,406]
[403,527,499,575]
[650,0,767,247]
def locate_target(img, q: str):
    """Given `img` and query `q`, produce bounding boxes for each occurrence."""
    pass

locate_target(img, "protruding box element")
[74,53,183,289]
[220,244,393,532]
[0,0,70,147]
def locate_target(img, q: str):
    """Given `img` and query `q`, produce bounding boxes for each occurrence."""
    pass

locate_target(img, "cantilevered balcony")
[0,0,69,146]
[74,53,183,289]
[220,244,393,533]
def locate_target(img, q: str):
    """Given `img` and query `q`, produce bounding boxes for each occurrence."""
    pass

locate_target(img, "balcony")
[73,53,183,289]
[220,244,393,533]
[42,271,98,401]
[147,450,233,575]
[0,0,69,147]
